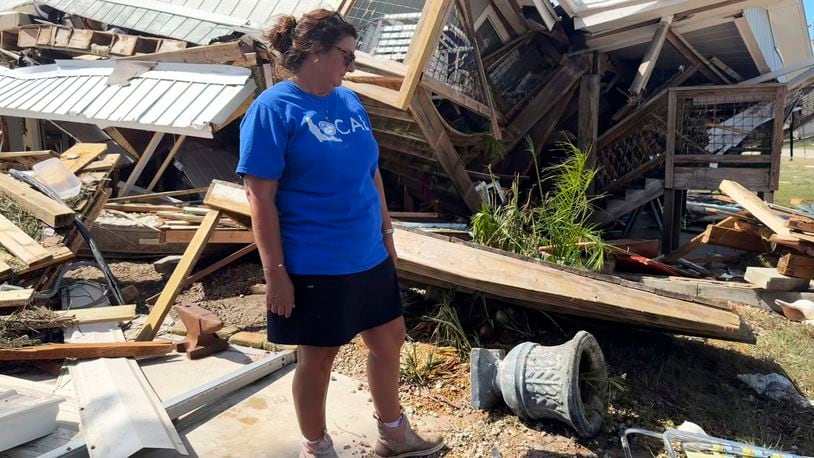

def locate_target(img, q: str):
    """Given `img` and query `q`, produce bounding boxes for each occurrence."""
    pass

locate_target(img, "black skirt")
[267,257,403,347]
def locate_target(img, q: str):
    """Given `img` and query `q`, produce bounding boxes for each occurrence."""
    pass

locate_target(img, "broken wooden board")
[0,150,56,169]
[744,267,811,291]
[719,180,791,236]
[0,213,51,266]
[0,288,34,307]
[0,342,172,360]
[200,181,752,342]
[59,143,108,173]
[778,253,814,280]
[0,173,74,228]
[54,305,137,324]
[701,225,771,253]
[786,218,814,234]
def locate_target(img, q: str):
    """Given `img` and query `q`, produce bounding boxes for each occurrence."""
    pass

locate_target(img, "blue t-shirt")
[236,80,388,275]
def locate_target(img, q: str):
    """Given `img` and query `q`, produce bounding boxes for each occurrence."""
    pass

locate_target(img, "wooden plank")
[135,209,221,341]
[665,89,677,189]
[0,342,172,360]
[59,143,108,173]
[54,304,137,324]
[719,179,792,237]
[162,228,254,244]
[665,29,728,84]
[120,132,164,196]
[117,39,253,66]
[108,187,207,203]
[0,288,34,308]
[662,216,739,263]
[146,135,186,191]
[103,127,140,160]
[672,167,771,191]
[0,150,56,167]
[105,203,182,213]
[395,229,750,341]
[0,213,51,266]
[673,155,772,164]
[710,56,743,82]
[777,253,814,280]
[394,0,454,109]
[507,62,584,140]
[410,88,482,213]
[84,153,122,172]
[0,173,74,228]
[199,180,751,341]
[629,16,672,95]
[744,267,810,291]
[701,225,771,252]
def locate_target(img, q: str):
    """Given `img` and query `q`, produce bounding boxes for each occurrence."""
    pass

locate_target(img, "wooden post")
[135,209,221,341]
[769,85,787,191]
[578,74,600,168]
[146,135,187,192]
[629,16,671,96]
[120,131,165,196]
[410,88,482,212]
[394,0,454,110]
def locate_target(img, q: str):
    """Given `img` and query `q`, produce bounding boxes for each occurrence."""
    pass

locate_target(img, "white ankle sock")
[382,415,403,429]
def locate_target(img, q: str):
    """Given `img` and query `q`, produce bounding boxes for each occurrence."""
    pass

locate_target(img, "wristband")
[263,263,285,273]
[383,228,394,235]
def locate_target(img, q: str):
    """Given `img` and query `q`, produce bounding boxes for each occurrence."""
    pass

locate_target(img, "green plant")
[399,342,444,385]
[424,291,479,356]
[471,139,608,270]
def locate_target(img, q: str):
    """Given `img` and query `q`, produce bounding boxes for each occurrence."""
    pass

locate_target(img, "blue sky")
[806,0,814,37]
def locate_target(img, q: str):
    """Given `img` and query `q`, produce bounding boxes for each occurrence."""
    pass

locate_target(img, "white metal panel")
[40,0,333,44]
[0,60,255,137]
[744,7,784,80]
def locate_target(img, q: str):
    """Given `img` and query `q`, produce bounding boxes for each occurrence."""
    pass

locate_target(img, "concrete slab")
[178,368,381,457]
[138,346,398,457]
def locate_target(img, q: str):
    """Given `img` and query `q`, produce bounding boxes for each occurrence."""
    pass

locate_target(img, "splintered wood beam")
[410,88,482,213]
[719,180,791,237]
[135,208,221,341]
[508,62,584,141]
[665,29,729,84]
[0,173,74,227]
[120,131,164,197]
[104,127,140,160]
[146,135,187,192]
[0,342,173,360]
[710,57,743,82]
[629,16,672,96]
[116,39,253,66]
[526,85,577,165]
[394,0,454,110]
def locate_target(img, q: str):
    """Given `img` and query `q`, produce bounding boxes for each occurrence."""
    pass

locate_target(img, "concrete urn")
[470,331,607,438]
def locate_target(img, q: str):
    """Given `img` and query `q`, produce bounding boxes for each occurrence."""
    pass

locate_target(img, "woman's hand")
[266,270,295,318]
[384,233,398,266]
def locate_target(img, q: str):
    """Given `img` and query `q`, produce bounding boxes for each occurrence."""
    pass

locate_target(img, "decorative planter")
[470,331,607,438]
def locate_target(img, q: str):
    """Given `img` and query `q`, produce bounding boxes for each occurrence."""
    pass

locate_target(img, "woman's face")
[318,35,356,87]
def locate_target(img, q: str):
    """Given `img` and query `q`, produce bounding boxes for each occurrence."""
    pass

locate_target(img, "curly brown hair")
[264,9,357,72]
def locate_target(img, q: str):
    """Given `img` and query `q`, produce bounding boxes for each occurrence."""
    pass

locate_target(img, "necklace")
[291,79,333,121]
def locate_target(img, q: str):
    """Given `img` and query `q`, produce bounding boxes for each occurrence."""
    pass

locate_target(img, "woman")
[237,9,444,458]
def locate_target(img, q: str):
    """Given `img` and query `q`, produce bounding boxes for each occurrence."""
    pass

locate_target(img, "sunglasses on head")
[334,46,356,67]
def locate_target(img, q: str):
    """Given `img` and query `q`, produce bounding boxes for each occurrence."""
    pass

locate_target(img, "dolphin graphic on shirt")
[305,116,342,143]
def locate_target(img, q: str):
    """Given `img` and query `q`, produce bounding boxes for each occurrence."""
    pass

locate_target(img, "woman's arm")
[374,169,397,264]
[245,175,295,318]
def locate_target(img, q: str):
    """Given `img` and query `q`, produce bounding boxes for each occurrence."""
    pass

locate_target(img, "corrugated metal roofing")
[0,60,255,138]
[744,7,785,81]
[40,0,333,45]
[0,0,32,12]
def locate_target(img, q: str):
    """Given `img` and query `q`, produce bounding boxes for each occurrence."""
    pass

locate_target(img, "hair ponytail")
[263,9,357,73]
